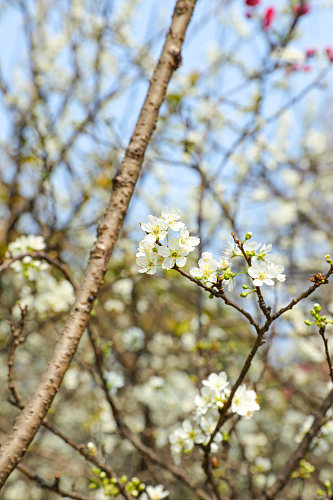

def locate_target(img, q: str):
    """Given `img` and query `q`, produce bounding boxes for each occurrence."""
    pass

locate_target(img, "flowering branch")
[87,324,212,500]
[0,252,78,291]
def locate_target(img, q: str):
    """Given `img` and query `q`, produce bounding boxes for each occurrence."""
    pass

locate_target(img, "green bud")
[240,292,248,298]
[304,320,313,326]
[325,254,332,264]
[209,293,214,299]
[245,232,252,240]
[313,303,321,312]
[120,475,127,484]
[242,284,250,289]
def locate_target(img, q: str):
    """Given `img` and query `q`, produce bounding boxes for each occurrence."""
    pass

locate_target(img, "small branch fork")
[174,247,333,494]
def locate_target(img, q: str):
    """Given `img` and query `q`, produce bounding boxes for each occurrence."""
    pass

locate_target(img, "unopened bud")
[313,303,321,312]
[245,232,253,240]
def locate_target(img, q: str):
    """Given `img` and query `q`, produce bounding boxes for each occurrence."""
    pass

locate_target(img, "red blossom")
[293,3,310,16]
[262,6,275,30]
[245,0,260,6]
[302,64,311,72]
[305,47,316,58]
[326,47,333,63]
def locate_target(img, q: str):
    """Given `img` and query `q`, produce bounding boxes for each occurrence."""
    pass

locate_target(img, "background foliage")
[1,0,333,498]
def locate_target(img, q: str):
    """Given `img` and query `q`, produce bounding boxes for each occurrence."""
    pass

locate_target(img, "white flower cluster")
[6,235,48,280]
[136,207,199,274]
[7,235,75,317]
[190,251,233,290]
[169,371,259,462]
[136,210,286,291]
[224,240,286,288]
[12,274,75,318]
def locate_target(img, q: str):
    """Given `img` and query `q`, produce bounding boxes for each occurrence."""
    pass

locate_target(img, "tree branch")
[263,388,333,499]
[0,0,198,487]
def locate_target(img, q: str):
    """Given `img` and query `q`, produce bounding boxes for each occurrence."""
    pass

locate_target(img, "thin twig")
[318,326,333,384]
[17,463,91,500]
[262,388,333,499]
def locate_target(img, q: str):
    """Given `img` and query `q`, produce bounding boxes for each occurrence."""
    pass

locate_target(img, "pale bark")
[0,0,197,487]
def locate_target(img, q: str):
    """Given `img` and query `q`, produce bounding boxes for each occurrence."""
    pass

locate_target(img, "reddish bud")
[246,11,253,18]
[305,48,316,58]
[246,0,260,6]
[262,6,275,30]
[326,47,333,63]
[293,3,310,16]
[302,64,311,72]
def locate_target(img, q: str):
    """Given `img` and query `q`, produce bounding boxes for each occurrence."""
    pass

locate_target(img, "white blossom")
[146,484,169,500]
[157,236,189,270]
[6,234,48,279]
[248,260,275,286]
[231,384,260,418]
[161,206,183,231]
[271,46,306,65]
[179,226,200,252]
[122,327,145,351]
[7,234,46,255]
[136,250,160,275]
[106,371,124,395]
[203,371,229,394]
[140,215,168,241]
[190,252,219,285]
[243,241,261,256]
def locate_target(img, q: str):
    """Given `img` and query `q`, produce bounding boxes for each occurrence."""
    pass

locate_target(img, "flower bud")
[313,303,321,313]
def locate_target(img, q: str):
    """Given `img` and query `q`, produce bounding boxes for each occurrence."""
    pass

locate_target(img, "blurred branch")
[263,387,333,499]
[17,463,91,500]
